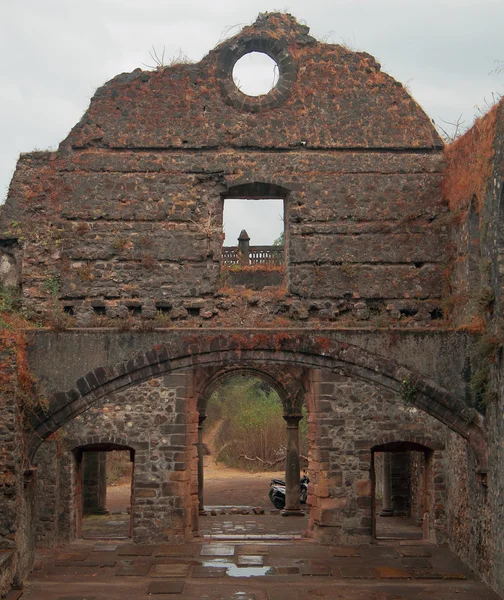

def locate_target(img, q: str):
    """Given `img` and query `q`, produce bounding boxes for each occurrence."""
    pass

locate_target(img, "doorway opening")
[76,444,134,539]
[371,442,433,541]
[198,374,309,538]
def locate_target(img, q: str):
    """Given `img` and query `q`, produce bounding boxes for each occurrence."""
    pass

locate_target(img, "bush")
[207,376,308,472]
[106,451,132,485]
[0,285,21,312]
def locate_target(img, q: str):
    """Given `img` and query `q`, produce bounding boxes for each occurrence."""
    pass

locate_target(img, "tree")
[273,231,284,246]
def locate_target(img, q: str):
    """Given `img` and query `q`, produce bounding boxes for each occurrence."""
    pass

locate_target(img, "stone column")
[83,452,108,515]
[238,230,250,265]
[281,415,304,517]
[198,414,207,515]
[380,452,393,517]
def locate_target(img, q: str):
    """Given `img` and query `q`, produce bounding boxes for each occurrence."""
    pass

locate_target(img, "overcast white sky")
[1,0,502,243]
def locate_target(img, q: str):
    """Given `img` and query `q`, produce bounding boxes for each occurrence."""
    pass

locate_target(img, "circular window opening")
[232,52,279,97]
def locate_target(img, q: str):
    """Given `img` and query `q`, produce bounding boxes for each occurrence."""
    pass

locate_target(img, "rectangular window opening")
[155,303,172,314]
[222,198,285,271]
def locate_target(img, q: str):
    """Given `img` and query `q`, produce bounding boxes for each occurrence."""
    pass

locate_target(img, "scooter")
[269,473,309,510]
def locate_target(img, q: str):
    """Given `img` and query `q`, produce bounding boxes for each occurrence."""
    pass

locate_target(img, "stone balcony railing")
[222,229,284,266]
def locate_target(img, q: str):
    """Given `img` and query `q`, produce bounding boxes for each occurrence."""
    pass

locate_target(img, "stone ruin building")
[0,11,503,598]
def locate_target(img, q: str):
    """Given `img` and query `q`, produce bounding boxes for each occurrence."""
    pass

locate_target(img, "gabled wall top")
[62,12,442,151]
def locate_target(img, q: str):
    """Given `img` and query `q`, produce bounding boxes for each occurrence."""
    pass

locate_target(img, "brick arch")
[193,364,310,416]
[224,181,291,199]
[26,333,487,469]
[372,441,443,454]
[370,433,445,453]
[65,435,135,454]
[196,366,290,415]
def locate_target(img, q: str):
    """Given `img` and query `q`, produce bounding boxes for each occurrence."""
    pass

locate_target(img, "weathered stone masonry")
[0,11,503,599]
[0,14,447,328]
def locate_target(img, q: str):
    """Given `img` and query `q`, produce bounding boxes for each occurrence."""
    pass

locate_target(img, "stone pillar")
[198,414,207,515]
[380,452,393,517]
[83,452,108,515]
[281,415,304,517]
[238,229,250,265]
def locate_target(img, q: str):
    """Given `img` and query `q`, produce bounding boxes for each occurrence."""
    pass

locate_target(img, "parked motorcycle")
[269,473,309,510]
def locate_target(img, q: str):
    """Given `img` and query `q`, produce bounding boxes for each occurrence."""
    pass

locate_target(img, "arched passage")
[193,365,310,527]
[27,334,487,472]
[195,365,294,414]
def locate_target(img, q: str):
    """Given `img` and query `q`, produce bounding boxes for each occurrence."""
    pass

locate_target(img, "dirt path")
[203,467,283,507]
[104,421,285,511]
[106,468,284,511]
[201,418,284,506]
[106,480,131,513]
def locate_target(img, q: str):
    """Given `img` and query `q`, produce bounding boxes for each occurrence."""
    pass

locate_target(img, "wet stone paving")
[13,533,502,600]
[199,512,309,540]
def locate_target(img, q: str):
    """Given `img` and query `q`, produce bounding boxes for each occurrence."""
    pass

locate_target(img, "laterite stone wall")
[0,13,446,330]
[33,372,196,543]
[1,10,503,599]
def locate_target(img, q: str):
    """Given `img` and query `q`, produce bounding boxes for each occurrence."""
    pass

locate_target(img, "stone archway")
[27,333,487,473]
[191,364,311,526]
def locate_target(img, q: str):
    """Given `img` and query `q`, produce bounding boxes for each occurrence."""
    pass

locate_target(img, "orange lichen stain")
[267,316,291,328]
[0,320,39,432]
[221,264,285,274]
[456,315,487,334]
[273,332,292,351]
[442,103,499,213]
[249,333,270,349]
[314,337,332,353]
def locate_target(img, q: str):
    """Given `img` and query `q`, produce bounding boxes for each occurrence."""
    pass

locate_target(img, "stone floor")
[81,506,310,541]
[81,507,423,543]
[13,531,502,600]
[375,514,423,540]
[200,511,309,540]
[82,513,130,539]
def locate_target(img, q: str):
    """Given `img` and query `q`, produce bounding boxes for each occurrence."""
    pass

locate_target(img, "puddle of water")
[200,559,275,577]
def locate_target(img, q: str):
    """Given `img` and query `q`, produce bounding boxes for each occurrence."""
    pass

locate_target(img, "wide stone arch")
[26,333,487,469]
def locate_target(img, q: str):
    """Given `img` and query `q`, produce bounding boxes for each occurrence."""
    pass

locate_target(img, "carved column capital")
[283,414,303,427]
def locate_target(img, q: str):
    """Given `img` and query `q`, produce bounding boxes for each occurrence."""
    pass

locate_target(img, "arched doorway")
[194,366,311,538]
[25,333,486,547]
